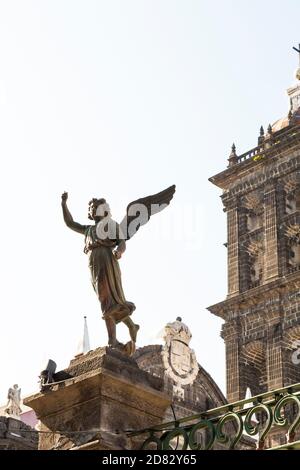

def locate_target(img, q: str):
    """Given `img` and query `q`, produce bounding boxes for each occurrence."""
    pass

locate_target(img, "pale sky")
[0,0,299,400]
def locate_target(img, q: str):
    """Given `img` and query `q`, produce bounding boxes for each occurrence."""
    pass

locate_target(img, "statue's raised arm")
[61,192,89,235]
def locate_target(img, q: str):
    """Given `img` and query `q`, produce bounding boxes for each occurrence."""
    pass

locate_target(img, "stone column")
[24,347,171,450]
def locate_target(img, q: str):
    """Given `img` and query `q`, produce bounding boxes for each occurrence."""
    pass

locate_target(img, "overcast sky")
[0,0,299,401]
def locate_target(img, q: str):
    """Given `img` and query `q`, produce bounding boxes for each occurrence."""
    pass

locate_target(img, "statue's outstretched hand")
[61,192,68,204]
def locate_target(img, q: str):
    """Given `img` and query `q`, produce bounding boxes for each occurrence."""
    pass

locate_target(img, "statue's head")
[13,384,18,389]
[88,198,111,222]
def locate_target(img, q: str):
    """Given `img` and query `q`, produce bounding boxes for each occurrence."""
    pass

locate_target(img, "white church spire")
[82,316,91,353]
[76,316,91,356]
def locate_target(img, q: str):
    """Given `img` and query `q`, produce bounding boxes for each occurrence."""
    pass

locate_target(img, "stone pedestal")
[24,347,171,450]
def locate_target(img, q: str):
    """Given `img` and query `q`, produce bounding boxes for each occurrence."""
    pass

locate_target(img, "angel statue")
[61,185,176,355]
[5,384,22,418]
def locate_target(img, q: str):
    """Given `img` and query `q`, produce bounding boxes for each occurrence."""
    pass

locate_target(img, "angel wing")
[119,185,176,241]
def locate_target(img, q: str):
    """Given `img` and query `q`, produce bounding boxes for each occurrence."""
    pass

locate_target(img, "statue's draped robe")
[84,223,135,323]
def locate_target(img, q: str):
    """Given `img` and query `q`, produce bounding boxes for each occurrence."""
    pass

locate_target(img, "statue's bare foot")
[109,340,123,349]
[123,341,136,356]
[129,323,139,343]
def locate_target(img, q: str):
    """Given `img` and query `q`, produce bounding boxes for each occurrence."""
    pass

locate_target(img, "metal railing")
[128,383,300,450]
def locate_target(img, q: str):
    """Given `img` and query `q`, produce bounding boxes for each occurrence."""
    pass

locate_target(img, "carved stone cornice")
[216,150,300,210]
[207,271,300,320]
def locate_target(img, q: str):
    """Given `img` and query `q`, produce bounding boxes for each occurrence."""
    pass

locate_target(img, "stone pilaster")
[227,204,240,298]
[221,319,242,402]
[265,309,284,390]
[264,184,279,282]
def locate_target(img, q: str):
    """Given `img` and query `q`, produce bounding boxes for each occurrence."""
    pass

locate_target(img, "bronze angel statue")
[61,185,176,355]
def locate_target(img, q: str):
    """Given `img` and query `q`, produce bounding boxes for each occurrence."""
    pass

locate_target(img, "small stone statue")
[61,185,176,355]
[5,384,22,418]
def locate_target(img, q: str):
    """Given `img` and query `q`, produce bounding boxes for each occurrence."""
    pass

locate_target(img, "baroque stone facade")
[23,319,254,450]
[208,73,300,405]
[134,318,226,416]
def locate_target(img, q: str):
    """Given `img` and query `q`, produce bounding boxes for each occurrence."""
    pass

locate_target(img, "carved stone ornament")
[285,223,300,243]
[161,317,199,386]
[243,190,264,215]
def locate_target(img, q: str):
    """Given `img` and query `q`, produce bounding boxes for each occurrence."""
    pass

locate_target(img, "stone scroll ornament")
[62,185,176,356]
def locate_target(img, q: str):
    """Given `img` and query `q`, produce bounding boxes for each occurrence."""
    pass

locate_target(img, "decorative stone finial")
[258,125,265,145]
[228,143,238,167]
[265,124,274,145]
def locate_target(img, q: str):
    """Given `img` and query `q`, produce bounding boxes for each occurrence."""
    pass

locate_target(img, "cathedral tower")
[208,53,300,403]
